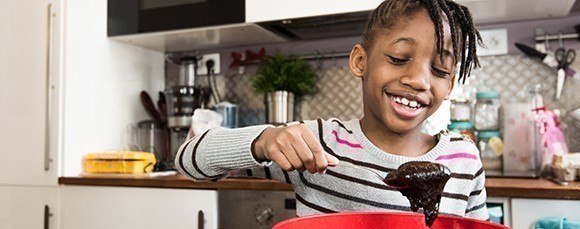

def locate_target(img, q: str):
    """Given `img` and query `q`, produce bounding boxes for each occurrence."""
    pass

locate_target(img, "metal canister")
[266,91,294,125]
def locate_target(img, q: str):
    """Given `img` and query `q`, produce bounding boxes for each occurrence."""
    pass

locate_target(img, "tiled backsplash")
[167,54,579,151]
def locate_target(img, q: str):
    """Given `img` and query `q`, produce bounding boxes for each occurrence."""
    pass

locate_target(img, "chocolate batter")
[384,161,451,227]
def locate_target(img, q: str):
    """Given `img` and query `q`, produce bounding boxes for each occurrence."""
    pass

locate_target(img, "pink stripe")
[436,152,478,160]
[332,130,363,149]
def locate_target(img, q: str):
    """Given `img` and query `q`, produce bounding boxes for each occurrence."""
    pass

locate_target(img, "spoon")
[335,162,406,188]
[140,91,162,123]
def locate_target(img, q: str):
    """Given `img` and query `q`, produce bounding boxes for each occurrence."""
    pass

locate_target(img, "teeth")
[392,95,422,109]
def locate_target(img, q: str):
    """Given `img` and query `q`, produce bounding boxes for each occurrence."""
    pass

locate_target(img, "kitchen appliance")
[108,0,577,52]
[164,54,212,169]
[218,190,296,229]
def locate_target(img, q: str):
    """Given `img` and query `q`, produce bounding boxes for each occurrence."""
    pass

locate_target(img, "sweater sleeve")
[174,125,273,182]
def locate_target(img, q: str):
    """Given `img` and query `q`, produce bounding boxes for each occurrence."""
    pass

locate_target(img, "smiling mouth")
[388,94,427,110]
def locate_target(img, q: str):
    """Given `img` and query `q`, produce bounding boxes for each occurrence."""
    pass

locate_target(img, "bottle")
[474,91,500,131]
[450,98,472,122]
[448,121,475,142]
[477,130,503,172]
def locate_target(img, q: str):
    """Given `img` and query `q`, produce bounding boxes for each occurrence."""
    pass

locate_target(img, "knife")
[515,42,559,68]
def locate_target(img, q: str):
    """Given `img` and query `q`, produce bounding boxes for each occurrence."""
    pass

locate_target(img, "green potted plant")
[252,52,318,124]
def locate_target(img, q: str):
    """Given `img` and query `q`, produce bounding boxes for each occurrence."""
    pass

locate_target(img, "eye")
[388,55,409,65]
[432,67,451,78]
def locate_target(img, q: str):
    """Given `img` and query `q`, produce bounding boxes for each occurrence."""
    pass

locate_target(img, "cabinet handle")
[198,210,204,229]
[44,3,54,171]
[44,205,53,229]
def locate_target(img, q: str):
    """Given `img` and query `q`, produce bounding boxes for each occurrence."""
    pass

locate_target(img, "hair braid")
[457,4,481,84]
[424,0,445,64]
[436,0,459,64]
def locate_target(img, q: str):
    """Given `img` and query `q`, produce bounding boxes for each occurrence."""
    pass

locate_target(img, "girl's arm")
[174,120,338,183]
[175,125,273,182]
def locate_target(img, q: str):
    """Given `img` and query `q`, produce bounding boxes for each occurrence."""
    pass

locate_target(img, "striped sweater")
[175,118,489,220]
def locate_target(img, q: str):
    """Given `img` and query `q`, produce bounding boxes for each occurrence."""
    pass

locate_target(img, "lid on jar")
[478,130,501,138]
[450,98,469,103]
[476,91,499,99]
[448,121,474,129]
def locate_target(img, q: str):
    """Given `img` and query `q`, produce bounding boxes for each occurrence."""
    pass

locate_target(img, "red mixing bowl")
[272,212,510,229]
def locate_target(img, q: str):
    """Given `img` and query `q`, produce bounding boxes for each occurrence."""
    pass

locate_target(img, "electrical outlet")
[478,29,508,56]
[197,53,221,75]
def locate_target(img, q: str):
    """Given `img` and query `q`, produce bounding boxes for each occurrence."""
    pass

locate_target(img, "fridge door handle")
[44,3,55,171]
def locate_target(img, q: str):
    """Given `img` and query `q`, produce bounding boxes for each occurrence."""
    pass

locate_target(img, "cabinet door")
[511,198,580,229]
[0,0,61,185]
[61,186,218,229]
[0,186,59,229]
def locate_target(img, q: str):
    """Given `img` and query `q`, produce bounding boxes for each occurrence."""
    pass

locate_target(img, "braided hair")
[362,0,482,84]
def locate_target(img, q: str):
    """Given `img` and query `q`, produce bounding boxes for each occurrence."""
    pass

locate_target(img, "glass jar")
[474,91,500,130]
[477,130,503,172]
[448,121,475,142]
[450,98,472,121]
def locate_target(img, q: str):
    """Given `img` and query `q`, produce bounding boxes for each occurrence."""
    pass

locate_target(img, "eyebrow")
[390,37,415,46]
[440,49,456,64]
[389,37,456,62]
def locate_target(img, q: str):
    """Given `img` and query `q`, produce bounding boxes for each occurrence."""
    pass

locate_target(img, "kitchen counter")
[59,175,580,200]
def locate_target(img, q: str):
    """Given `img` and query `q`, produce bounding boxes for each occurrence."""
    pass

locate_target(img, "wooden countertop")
[59,175,580,200]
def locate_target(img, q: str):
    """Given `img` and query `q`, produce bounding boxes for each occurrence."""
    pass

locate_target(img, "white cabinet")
[0,0,61,186]
[61,186,218,229]
[0,186,59,229]
[511,198,580,229]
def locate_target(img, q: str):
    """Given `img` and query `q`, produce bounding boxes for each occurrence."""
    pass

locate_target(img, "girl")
[176,0,488,221]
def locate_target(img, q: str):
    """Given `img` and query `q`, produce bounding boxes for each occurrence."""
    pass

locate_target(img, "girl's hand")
[253,125,339,174]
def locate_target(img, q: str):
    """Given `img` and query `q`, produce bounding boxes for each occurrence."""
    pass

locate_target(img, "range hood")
[110,0,577,52]
[254,0,578,41]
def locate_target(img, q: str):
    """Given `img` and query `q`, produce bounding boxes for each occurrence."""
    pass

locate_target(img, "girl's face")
[350,8,455,135]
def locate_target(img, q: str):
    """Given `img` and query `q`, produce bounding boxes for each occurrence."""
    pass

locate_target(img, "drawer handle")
[44,205,53,229]
[198,210,204,229]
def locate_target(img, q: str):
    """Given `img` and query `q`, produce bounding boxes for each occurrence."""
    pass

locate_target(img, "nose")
[400,63,431,91]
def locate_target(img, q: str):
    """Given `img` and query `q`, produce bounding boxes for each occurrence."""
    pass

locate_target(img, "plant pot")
[265,91,294,125]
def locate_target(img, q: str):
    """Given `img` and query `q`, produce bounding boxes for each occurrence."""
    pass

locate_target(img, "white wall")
[61,0,165,176]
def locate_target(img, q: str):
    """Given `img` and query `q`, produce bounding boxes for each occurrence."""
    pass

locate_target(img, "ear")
[349,44,366,78]
[444,75,456,100]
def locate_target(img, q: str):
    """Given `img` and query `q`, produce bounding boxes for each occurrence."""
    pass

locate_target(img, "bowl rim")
[273,212,509,229]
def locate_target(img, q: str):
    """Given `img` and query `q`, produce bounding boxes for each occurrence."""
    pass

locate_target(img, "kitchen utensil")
[157,91,167,123]
[273,212,509,229]
[334,162,412,190]
[335,162,386,183]
[140,91,162,123]
[555,47,576,99]
[515,42,559,68]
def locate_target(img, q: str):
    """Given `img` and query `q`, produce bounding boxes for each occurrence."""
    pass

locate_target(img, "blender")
[163,55,211,169]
